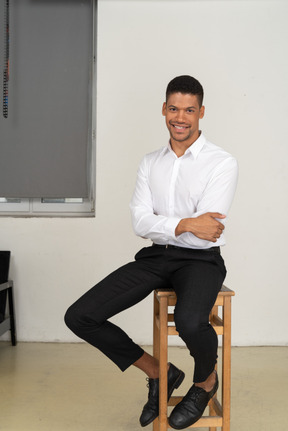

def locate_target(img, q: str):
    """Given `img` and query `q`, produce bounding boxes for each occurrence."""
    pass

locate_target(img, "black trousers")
[64,245,226,383]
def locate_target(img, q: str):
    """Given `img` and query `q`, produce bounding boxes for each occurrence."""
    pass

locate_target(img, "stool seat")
[153,285,234,431]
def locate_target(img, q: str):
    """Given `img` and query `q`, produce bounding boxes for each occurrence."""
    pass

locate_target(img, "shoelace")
[185,386,202,403]
[145,377,159,406]
[146,377,156,396]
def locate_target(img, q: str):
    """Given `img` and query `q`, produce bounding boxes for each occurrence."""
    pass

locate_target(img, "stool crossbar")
[153,285,235,431]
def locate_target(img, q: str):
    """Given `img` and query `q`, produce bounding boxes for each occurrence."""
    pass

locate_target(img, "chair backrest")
[0,251,11,284]
[0,251,11,322]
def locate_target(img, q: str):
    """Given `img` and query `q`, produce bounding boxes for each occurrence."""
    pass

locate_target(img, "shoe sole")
[140,370,185,427]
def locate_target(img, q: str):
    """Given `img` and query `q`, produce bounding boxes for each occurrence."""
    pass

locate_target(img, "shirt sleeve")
[130,156,181,243]
[194,156,238,217]
[179,156,239,248]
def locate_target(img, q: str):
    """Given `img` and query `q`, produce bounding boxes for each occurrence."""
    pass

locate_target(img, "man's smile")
[171,123,190,131]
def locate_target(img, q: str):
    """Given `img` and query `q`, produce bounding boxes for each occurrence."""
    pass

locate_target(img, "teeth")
[174,125,185,129]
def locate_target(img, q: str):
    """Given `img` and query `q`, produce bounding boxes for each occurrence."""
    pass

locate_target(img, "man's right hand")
[175,212,226,243]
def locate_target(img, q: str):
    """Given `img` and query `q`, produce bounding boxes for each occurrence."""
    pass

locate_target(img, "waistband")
[152,243,220,253]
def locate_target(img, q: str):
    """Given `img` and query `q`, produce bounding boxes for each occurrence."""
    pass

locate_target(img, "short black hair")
[166,75,204,107]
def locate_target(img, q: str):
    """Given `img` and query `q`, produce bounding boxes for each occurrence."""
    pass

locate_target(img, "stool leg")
[8,283,16,346]
[153,291,160,362]
[222,296,232,431]
[153,292,160,431]
[153,290,160,431]
[209,409,217,431]
[209,372,218,431]
[159,295,168,431]
[209,306,218,431]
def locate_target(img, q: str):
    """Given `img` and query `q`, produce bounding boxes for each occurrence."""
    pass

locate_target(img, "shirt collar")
[166,132,206,159]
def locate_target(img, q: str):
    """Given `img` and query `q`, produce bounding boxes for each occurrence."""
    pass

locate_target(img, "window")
[0,0,96,217]
[0,197,94,217]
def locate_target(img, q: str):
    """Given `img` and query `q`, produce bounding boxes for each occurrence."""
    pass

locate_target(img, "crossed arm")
[175,212,226,243]
[130,156,238,247]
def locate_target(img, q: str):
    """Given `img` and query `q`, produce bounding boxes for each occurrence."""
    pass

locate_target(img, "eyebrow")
[168,105,197,110]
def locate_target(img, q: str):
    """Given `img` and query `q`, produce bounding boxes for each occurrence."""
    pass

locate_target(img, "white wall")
[1,0,288,346]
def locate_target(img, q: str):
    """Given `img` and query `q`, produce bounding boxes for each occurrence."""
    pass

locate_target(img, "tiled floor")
[0,343,287,431]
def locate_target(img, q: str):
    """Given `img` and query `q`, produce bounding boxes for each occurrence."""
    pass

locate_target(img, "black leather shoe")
[139,363,185,427]
[168,372,219,430]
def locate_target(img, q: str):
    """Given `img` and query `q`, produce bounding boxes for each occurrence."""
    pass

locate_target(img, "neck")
[170,131,201,157]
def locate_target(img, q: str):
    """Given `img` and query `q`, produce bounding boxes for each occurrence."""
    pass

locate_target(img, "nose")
[175,110,185,122]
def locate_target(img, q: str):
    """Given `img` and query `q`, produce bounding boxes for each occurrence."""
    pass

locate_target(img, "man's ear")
[200,105,205,119]
[162,102,167,116]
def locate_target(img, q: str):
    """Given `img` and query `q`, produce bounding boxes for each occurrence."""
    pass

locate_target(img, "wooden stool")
[153,285,235,431]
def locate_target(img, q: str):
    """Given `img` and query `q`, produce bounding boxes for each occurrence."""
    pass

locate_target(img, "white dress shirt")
[130,133,238,249]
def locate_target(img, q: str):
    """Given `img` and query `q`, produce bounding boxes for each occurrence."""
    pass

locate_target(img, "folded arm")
[130,156,238,246]
[175,212,226,243]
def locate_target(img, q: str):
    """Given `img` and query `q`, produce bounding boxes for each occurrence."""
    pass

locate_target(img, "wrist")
[175,218,193,236]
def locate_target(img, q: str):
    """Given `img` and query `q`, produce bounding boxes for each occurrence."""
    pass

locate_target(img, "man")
[65,75,238,429]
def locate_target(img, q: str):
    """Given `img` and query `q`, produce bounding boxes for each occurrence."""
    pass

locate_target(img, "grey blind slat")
[0,0,93,198]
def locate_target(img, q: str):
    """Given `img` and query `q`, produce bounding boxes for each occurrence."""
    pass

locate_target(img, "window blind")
[0,0,93,198]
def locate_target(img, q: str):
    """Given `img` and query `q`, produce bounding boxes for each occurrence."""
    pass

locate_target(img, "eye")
[169,107,177,112]
[187,109,195,113]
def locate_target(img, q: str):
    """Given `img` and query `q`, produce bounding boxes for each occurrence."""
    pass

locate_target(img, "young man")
[65,75,238,429]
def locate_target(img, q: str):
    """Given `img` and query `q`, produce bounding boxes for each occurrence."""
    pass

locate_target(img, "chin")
[172,135,190,143]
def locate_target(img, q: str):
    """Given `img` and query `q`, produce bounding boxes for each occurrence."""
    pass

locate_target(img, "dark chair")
[0,251,16,345]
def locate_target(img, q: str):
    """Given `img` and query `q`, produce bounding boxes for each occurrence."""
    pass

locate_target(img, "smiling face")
[162,92,205,156]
